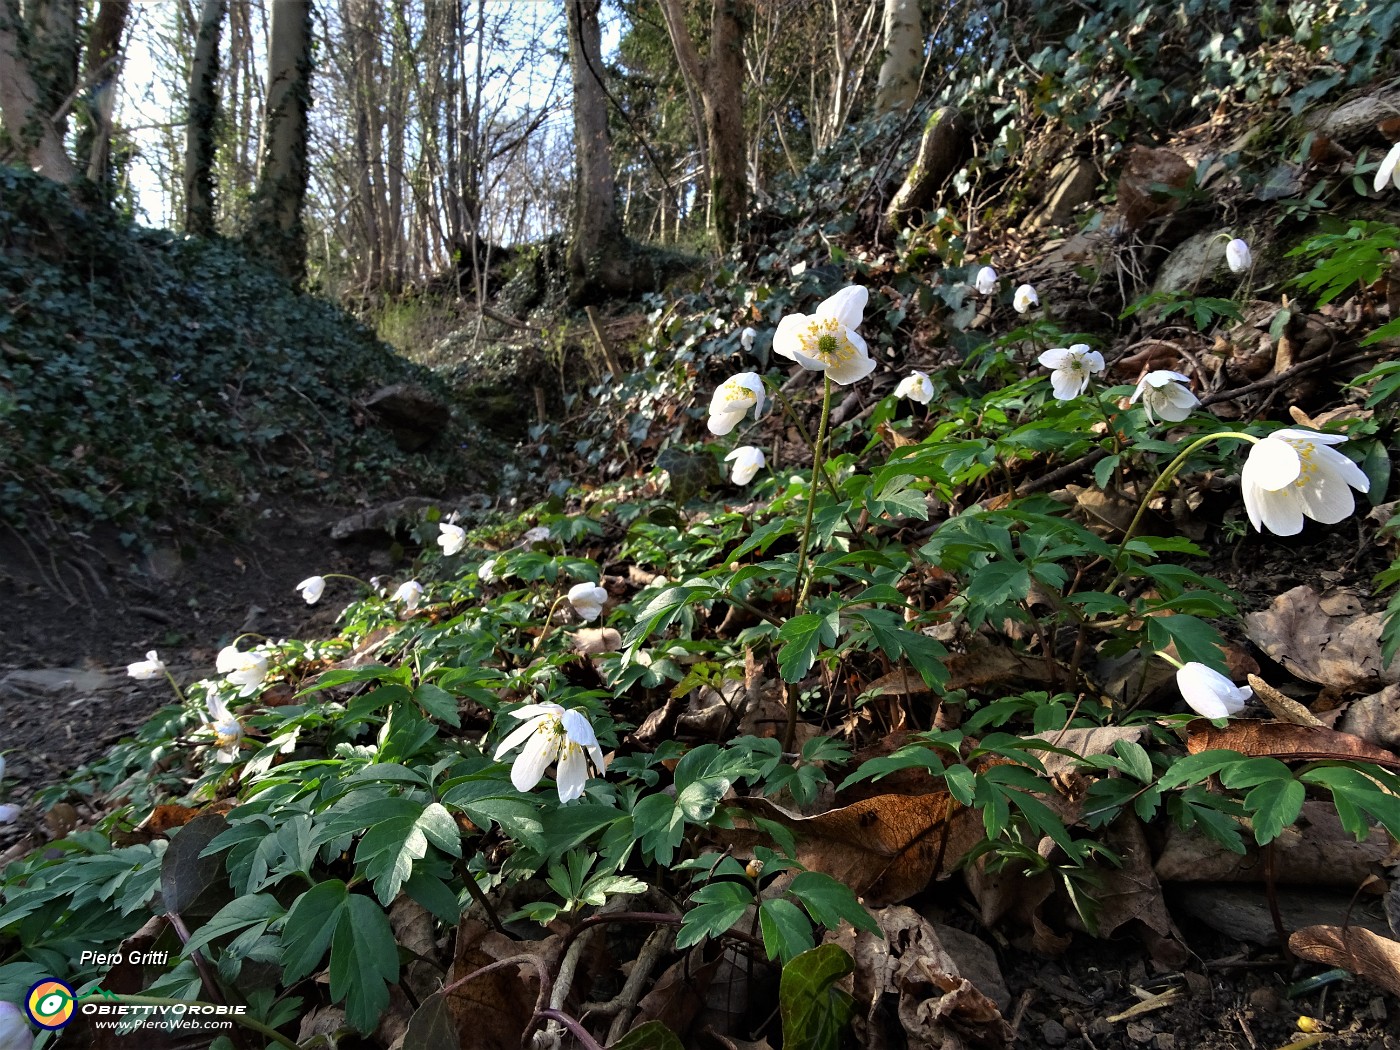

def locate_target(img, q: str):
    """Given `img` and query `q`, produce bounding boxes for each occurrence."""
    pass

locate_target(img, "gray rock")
[364,383,450,451]
[329,497,439,543]
[1308,90,1400,145]
[1152,230,1228,297]
[1030,157,1101,229]
[1041,1019,1069,1047]
[0,667,117,700]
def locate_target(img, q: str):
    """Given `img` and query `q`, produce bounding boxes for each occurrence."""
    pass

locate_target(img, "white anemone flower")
[740,326,757,352]
[893,370,934,404]
[216,645,268,697]
[437,523,466,556]
[975,266,998,295]
[707,372,766,436]
[568,582,608,621]
[1038,344,1105,401]
[205,692,244,761]
[0,1002,33,1050]
[0,804,19,824]
[478,557,500,582]
[127,650,166,680]
[1225,238,1252,273]
[1176,662,1252,719]
[392,580,424,610]
[1130,370,1199,423]
[494,702,607,803]
[1374,141,1400,192]
[772,285,876,385]
[1240,428,1370,536]
[1013,284,1039,313]
[724,446,766,485]
[295,575,326,604]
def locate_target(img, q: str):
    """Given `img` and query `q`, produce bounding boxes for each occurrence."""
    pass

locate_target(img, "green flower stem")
[793,374,834,615]
[531,592,572,652]
[770,387,848,507]
[1107,430,1257,591]
[80,993,299,1050]
[1154,651,1185,670]
[1090,387,1125,455]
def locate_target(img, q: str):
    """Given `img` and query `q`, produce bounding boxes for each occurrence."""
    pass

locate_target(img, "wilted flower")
[205,692,244,761]
[1130,370,1199,423]
[216,645,268,696]
[740,326,757,352]
[437,523,466,556]
[1013,284,1039,313]
[1176,662,1251,719]
[1374,141,1400,192]
[708,372,766,436]
[568,582,608,621]
[1225,238,1252,273]
[893,370,933,404]
[493,702,607,803]
[725,446,766,485]
[127,650,166,680]
[772,285,876,385]
[295,575,326,604]
[1240,428,1370,536]
[975,266,998,295]
[392,580,424,610]
[1038,344,1105,401]
[0,1002,33,1050]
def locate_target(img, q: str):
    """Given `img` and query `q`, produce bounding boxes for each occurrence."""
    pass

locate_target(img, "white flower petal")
[437,523,467,556]
[771,313,810,362]
[494,713,551,759]
[813,285,868,330]
[1375,142,1400,193]
[296,575,326,604]
[824,348,877,386]
[511,727,558,791]
[555,743,589,802]
[724,446,766,485]
[1244,438,1302,491]
[1225,238,1252,273]
[1176,662,1252,719]
[975,266,998,295]
[1038,347,1074,369]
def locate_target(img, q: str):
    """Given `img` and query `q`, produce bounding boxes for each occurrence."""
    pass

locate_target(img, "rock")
[1030,156,1100,229]
[1152,230,1229,296]
[931,924,1011,1011]
[1340,683,1400,750]
[329,497,439,543]
[364,383,450,451]
[1041,1019,1069,1047]
[1117,146,1193,231]
[0,667,117,700]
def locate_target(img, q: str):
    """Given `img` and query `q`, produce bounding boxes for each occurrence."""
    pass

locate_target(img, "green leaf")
[777,611,839,682]
[183,894,286,957]
[1157,749,1248,791]
[356,802,462,904]
[788,871,880,936]
[1113,740,1153,785]
[1243,778,1304,845]
[779,943,854,1050]
[414,684,462,727]
[676,881,753,950]
[1144,614,1226,669]
[281,880,347,983]
[330,893,399,1033]
[759,898,816,964]
[609,1020,686,1050]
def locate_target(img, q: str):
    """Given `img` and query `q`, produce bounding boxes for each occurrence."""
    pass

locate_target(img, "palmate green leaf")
[676,881,753,950]
[414,684,462,727]
[867,474,929,521]
[777,611,839,682]
[356,802,462,904]
[622,582,717,654]
[183,894,286,957]
[1243,779,1305,845]
[1144,614,1227,669]
[1301,765,1400,841]
[331,894,399,1033]
[1157,749,1249,791]
[788,872,879,936]
[759,898,815,963]
[281,880,346,983]
[779,943,854,1050]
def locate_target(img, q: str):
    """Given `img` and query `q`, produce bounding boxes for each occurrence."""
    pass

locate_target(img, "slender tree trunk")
[184,0,224,234]
[874,0,922,114]
[0,0,73,179]
[76,0,126,187]
[705,0,746,248]
[657,0,708,209]
[247,0,313,282]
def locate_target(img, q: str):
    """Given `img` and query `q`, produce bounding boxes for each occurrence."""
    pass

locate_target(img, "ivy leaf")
[778,943,854,1050]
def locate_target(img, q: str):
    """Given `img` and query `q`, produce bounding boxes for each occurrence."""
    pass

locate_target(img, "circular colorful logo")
[25,978,75,1029]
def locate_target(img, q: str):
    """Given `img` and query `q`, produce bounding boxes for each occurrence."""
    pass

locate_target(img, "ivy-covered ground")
[5,3,1400,1050]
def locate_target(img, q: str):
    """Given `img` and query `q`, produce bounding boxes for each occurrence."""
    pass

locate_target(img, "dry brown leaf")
[1184,719,1400,768]
[1289,924,1400,997]
[1155,800,1395,885]
[1245,585,1400,694]
[732,793,983,905]
[445,919,556,1050]
[944,639,1055,693]
[631,948,723,1037]
[570,627,622,654]
[1092,817,1186,960]
[1247,675,1324,727]
[1035,726,1148,779]
[1340,683,1400,751]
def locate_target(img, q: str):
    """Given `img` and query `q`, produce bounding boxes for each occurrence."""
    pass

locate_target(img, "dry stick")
[585,306,625,378]
[546,895,633,1046]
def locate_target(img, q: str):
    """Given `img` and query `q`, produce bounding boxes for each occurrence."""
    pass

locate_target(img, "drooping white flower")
[494,702,607,802]
[740,326,757,352]
[975,266,998,295]
[0,1001,33,1050]
[437,523,466,556]
[521,526,551,545]
[1130,370,1199,424]
[893,370,933,404]
[568,582,608,622]
[216,645,268,696]
[392,580,424,610]
[724,446,766,485]
[1013,284,1039,313]
[1225,238,1252,273]
[295,575,326,604]
[1038,344,1105,401]
[205,692,244,762]
[708,372,766,436]
[127,650,166,681]
[1240,428,1370,536]
[772,285,876,386]
[0,804,19,824]
[1176,662,1252,719]
[1374,141,1400,192]
[478,557,499,582]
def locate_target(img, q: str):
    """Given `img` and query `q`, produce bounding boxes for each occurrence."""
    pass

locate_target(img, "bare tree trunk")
[247,0,313,283]
[0,0,73,179]
[183,0,224,234]
[76,0,126,187]
[885,107,972,230]
[874,0,922,114]
[565,0,646,302]
[705,0,746,248]
[657,0,708,209]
